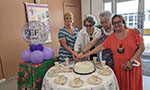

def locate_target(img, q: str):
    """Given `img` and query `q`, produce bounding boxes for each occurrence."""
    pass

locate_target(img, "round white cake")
[74,61,95,74]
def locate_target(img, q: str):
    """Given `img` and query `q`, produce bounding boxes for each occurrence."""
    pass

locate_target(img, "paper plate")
[47,71,57,77]
[99,68,111,76]
[87,76,102,85]
[54,76,68,85]
[62,67,73,73]
[69,78,84,88]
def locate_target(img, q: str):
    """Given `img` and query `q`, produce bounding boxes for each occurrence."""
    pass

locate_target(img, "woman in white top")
[77,11,114,68]
[74,15,101,60]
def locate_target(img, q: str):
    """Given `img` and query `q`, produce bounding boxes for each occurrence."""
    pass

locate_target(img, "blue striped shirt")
[58,27,78,62]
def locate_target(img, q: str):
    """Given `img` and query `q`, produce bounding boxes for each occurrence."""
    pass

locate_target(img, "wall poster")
[25,3,52,43]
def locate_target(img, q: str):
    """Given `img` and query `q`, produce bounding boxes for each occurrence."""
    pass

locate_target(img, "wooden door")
[63,2,82,30]
[0,57,4,79]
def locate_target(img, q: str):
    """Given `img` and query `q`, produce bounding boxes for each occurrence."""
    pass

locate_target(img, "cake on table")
[73,61,95,75]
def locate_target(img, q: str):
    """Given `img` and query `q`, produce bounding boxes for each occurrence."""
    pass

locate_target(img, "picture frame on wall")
[25,3,52,43]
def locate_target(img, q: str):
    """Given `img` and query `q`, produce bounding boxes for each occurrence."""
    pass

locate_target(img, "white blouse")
[74,27,101,53]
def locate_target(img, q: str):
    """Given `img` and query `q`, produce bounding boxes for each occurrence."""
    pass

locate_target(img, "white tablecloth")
[42,63,119,90]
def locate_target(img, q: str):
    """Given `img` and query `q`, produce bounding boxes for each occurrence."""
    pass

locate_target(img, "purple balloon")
[30,44,37,52]
[21,49,31,62]
[37,44,44,51]
[30,50,44,64]
[42,47,54,60]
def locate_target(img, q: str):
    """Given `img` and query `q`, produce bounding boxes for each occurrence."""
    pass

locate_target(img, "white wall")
[92,0,103,23]
[81,0,103,26]
[81,0,90,27]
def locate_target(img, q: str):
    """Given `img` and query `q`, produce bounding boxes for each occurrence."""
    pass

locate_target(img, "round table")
[42,62,119,90]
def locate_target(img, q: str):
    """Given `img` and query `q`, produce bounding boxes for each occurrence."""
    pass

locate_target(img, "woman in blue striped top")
[58,12,78,62]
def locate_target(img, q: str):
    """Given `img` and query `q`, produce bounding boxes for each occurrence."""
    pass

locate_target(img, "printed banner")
[25,3,52,43]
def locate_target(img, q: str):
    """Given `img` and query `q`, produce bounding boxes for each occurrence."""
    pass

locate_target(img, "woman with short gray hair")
[83,15,97,26]
[99,11,112,22]
[74,15,100,60]
[77,11,114,69]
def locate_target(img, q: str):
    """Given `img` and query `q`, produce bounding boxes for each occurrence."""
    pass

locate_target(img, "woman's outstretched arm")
[79,44,105,59]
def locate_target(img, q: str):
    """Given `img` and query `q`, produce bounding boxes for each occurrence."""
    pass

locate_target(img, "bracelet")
[82,50,85,54]
[130,59,140,67]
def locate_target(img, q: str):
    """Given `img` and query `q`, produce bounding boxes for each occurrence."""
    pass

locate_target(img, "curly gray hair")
[83,15,97,26]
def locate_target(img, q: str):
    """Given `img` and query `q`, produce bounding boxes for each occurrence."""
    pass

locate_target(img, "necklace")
[117,42,125,54]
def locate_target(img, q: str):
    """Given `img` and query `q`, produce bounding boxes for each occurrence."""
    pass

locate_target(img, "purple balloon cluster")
[21,44,54,64]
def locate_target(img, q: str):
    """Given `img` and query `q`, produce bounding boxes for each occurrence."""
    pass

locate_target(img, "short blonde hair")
[64,12,73,19]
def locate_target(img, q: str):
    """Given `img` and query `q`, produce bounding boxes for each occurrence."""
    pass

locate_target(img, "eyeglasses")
[85,24,93,27]
[65,17,73,20]
[100,21,108,25]
[112,20,122,25]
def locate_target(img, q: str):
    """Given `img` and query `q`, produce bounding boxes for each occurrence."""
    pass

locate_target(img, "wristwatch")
[130,60,135,65]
